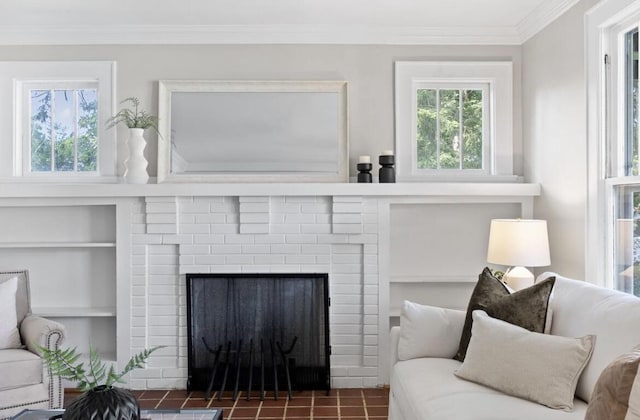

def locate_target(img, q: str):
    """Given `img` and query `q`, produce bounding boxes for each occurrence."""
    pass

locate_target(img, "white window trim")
[586,0,640,287]
[394,61,515,182]
[0,61,116,180]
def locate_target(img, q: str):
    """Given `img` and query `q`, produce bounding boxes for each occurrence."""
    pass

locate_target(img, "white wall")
[388,202,522,313]
[523,0,599,279]
[0,44,523,178]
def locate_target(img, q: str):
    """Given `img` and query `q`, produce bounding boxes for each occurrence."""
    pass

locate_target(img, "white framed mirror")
[157,80,348,183]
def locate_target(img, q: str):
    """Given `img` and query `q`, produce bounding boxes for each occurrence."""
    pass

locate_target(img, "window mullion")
[436,89,441,170]
[74,90,79,171]
[50,89,55,172]
[459,89,463,170]
[483,85,491,172]
[635,28,639,176]
[623,29,637,176]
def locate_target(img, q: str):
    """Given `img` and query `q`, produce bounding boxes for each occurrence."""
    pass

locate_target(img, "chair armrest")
[20,315,66,355]
[390,326,401,368]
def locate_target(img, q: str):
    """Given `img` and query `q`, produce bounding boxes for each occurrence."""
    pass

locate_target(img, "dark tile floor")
[64,388,389,419]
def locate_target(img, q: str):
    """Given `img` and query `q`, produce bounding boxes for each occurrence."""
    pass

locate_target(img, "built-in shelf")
[390,275,478,284]
[77,352,117,364]
[32,306,116,318]
[0,242,116,248]
[389,306,467,317]
[0,182,541,198]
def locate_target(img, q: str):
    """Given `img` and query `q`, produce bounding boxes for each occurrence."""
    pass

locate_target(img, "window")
[395,61,514,181]
[587,1,640,295]
[610,24,640,296]
[0,61,116,179]
[414,83,489,171]
[25,83,98,174]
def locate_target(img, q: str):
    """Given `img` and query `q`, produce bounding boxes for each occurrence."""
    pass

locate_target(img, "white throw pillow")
[455,310,595,411]
[398,300,465,360]
[0,276,22,349]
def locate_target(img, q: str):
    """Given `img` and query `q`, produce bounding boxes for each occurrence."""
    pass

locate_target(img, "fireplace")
[186,273,331,400]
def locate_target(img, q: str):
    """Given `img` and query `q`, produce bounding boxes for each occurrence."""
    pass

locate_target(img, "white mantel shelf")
[0,182,540,198]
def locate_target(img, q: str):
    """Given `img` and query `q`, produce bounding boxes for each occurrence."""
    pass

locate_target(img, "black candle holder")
[357,163,373,183]
[379,155,396,183]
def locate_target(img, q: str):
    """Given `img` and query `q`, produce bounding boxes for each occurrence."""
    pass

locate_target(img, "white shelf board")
[0,181,541,198]
[389,306,467,317]
[32,306,117,318]
[390,275,477,284]
[67,352,117,365]
[0,242,116,248]
[84,352,117,363]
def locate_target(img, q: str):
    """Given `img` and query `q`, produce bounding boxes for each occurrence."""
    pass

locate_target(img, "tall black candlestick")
[379,154,395,183]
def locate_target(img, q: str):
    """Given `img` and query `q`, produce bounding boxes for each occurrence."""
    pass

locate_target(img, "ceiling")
[0,0,582,45]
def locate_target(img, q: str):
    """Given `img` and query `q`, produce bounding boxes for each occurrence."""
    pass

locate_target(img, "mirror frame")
[157,80,348,183]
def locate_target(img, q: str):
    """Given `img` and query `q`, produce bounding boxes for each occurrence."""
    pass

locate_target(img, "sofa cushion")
[391,357,588,420]
[0,276,22,349]
[541,273,640,402]
[398,301,465,360]
[585,345,640,420]
[454,267,554,361]
[0,348,43,390]
[0,271,30,326]
[455,310,595,410]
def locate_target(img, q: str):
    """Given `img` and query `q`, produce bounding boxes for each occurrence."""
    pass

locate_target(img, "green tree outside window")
[416,88,483,171]
[30,88,98,173]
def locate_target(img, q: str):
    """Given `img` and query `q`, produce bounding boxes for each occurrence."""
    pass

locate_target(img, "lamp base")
[503,266,534,291]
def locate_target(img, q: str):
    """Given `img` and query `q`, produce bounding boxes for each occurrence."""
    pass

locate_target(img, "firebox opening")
[186,273,330,399]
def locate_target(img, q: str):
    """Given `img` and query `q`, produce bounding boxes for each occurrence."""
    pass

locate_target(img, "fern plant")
[105,97,160,134]
[39,345,163,392]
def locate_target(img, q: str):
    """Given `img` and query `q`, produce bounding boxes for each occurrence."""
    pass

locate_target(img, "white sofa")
[388,272,640,420]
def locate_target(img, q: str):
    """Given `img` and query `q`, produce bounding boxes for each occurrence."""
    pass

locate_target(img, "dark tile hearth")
[64,388,389,419]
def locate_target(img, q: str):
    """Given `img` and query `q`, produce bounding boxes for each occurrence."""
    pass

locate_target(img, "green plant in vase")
[40,345,163,420]
[105,97,159,134]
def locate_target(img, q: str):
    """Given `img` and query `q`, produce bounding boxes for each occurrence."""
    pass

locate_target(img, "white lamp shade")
[487,219,551,267]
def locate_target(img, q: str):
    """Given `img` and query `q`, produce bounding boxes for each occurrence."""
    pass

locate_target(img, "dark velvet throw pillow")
[453,267,555,362]
[453,268,509,361]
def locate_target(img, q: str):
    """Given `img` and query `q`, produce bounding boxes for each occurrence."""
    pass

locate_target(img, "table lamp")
[486,219,551,290]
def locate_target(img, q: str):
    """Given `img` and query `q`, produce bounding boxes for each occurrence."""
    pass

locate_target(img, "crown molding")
[517,0,582,43]
[0,24,523,46]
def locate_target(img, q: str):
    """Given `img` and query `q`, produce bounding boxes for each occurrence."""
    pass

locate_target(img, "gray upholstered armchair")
[0,270,66,419]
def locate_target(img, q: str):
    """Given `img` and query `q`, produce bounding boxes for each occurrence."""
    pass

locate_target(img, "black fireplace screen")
[186,273,330,398]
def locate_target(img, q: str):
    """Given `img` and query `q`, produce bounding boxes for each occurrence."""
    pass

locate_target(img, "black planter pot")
[62,385,140,420]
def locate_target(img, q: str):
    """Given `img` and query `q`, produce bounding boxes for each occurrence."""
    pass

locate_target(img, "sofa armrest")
[20,315,66,355]
[390,326,401,369]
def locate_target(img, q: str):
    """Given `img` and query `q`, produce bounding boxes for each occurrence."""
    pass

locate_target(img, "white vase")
[123,128,149,184]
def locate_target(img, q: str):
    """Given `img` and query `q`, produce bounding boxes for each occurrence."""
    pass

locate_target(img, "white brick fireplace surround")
[0,183,539,390]
[134,194,380,390]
